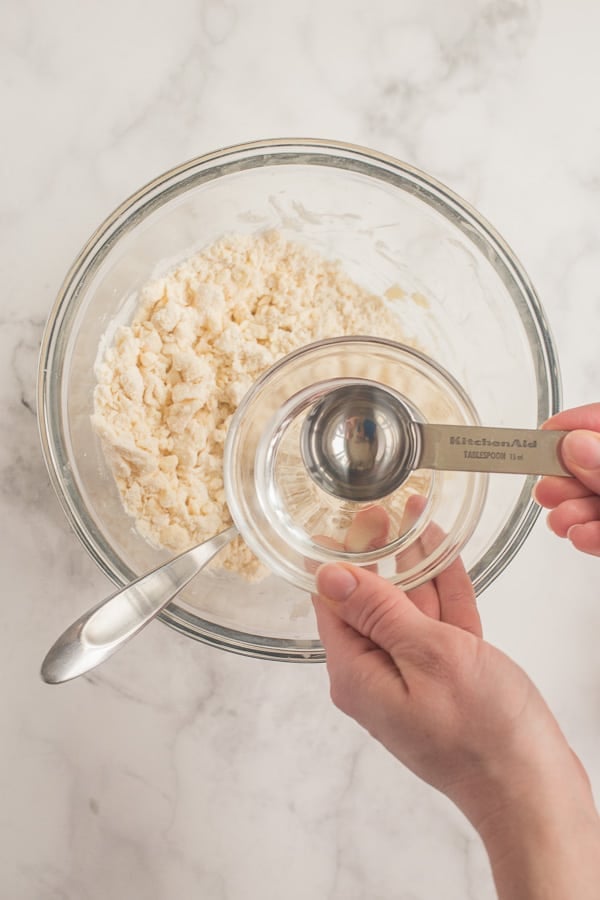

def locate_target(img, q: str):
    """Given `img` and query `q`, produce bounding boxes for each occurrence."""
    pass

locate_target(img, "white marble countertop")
[2,1,599,897]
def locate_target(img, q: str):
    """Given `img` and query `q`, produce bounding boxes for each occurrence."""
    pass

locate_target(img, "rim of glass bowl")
[37,137,561,661]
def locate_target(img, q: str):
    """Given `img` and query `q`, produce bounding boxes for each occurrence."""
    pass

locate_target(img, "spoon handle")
[417,424,569,476]
[41,526,238,684]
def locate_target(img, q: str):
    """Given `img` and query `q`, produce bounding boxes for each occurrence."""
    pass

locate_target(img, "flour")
[92,230,413,578]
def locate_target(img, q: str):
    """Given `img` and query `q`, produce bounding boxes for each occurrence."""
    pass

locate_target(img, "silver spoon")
[301,382,568,501]
[41,526,237,684]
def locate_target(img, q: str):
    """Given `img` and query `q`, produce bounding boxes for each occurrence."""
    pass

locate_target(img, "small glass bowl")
[38,138,561,662]
[225,337,488,593]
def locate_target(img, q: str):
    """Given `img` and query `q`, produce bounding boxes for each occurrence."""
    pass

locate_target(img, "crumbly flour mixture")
[92,230,412,579]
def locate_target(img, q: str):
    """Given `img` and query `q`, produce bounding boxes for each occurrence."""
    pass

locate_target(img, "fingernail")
[567,524,583,541]
[316,564,358,601]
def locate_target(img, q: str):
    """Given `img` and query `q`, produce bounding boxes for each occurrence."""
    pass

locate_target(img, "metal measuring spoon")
[41,526,237,684]
[301,382,569,502]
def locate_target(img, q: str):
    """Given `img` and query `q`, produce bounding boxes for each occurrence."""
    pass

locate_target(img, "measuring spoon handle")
[417,424,569,476]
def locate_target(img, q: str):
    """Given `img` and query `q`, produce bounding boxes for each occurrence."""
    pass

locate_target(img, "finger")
[312,554,407,702]
[402,565,441,620]
[316,562,436,669]
[311,506,390,582]
[567,521,600,557]
[395,495,441,620]
[559,431,600,495]
[312,591,378,657]
[311,594,409,728]
[533,475,592,508]
[418,519,481,637]
[403,493,428,521]
[344,505,390,552]
[432,558,481,637]
[542,402,600,432]
[546,497,600,538]
[344,504,391,574]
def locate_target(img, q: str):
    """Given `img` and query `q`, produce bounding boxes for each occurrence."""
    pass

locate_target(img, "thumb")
[561,430,600,494]
[316,562,435,664]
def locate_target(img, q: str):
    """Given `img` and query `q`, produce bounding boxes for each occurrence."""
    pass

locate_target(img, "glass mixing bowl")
[38,138,561,662]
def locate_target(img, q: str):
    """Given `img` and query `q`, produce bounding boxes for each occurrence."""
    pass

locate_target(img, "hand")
[312,505,600,899]
[313,506,567,822]
[534,402,600,556]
